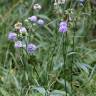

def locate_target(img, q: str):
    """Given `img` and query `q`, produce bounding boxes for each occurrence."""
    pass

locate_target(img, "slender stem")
[33,65,40,78]
[71,21,76,95]
[62,32,68,96]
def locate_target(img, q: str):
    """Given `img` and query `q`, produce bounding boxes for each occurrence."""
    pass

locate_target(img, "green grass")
[0,0,96,96]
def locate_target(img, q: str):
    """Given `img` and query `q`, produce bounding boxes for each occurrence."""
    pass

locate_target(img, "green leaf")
[33,86,46,96]
[37,15,50,21]
[53,62,63,71]
[78,63,91,74]
[57,79,71,94]
[0,87,10,96]
[88,64,96,81]
[50,90,69,96]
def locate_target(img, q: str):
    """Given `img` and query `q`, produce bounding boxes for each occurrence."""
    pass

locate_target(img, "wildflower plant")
[1,0,95,96]
[7,2,94,95]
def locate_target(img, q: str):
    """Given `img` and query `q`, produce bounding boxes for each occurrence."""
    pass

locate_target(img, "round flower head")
[37,19,44,26]
[28,16,37,22]
[14,41,23,48]
[59,21,68,33]
[27,43,37,53]
[19,27,27,33]
[8,32,17,41]
[59,25,68,33]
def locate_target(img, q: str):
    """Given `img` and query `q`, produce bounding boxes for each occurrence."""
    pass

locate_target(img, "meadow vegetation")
[0,0,96,96]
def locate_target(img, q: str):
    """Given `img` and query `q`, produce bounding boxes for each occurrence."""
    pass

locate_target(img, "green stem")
[62,32,68,96]
[71,21,76,95]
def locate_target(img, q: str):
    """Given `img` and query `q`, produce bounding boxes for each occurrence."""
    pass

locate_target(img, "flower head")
[19,27,27,33]
[14,41,23,48]
[28,16,37,22]
[27,43,37,53]
[8,32,17,41]
[33,4,42,10]
[37,19,44,26]
[59,25,68,33]
[59,21,68,33]
[14,22,22,30]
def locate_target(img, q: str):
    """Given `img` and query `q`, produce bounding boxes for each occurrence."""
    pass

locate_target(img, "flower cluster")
[8,21,37,54]
[28,16,45,26]
[59,21,68,33]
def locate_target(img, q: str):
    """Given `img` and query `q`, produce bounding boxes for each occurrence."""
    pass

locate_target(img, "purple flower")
[14,41,23,48]
[19,27,27,33]
[37,19,44,26]
[8,32,17,41]
[59,25,68,33]
[27,43,37,53]
[28,16,37,22]
[59,21,68,33]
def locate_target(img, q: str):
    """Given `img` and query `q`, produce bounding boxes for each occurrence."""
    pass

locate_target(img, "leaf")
[88,64,96,81]
[25,72,28,81]
[0,87,10,96]
[37,15,50,21]
[79,63,90,74]
[50,90,69,96]
[53,62,63,71]
[33,86,46,96]
[57,79,71,94]
[13,76,21,90]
